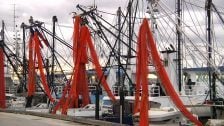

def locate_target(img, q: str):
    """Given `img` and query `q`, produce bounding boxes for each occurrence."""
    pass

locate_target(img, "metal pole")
[22,22,27,92]
[128,0,134,96]
[207,0,212,101]
[206,0,215,118]
[51,16,57,90]
[176,0,182,92]
[128,1,132,58]
[212,72,217,118]
[46,58,52,108]
[117,7,124,124]
[1,21,4,42]
[95,84,100,119]
[46,58,50,91]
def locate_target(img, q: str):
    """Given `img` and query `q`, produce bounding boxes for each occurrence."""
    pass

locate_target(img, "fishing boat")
[1,0,224,125]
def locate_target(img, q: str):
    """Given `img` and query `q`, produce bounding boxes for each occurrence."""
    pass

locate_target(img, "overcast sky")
[0,0,131,47]
[0,0,131,71]
[1,0,224,68]
[1,0,223,34]
[1,0,223,30]
[0,0,128,29]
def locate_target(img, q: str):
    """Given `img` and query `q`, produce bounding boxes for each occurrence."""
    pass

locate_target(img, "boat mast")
[127,0,134,96]
[128,0,132,59]
[51,16,57,92]
[22,22,27,92]
[117,7,124,124]
[206,0,216,119]
[206,0,212,101]
[176,0,182,92]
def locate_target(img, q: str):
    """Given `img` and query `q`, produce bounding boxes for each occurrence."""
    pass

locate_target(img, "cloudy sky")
[0,0,132,71]
[1,0,222,36]
[0,0,131,49]
[1,0,224,34]
[0,0,128,29]
[1,0,224,69]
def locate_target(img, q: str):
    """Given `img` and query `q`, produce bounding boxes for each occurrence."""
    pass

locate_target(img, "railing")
[184,84,207,95]
[112,85,128,96]
[5,87,16,94]
[133,85,161,97]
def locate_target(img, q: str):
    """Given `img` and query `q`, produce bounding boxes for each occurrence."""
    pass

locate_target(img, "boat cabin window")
[102,100,112,106]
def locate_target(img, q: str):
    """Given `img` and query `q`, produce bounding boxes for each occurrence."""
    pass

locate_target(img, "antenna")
[93,0,96,8]
[12,4,21,68]
[13,4,15,32]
